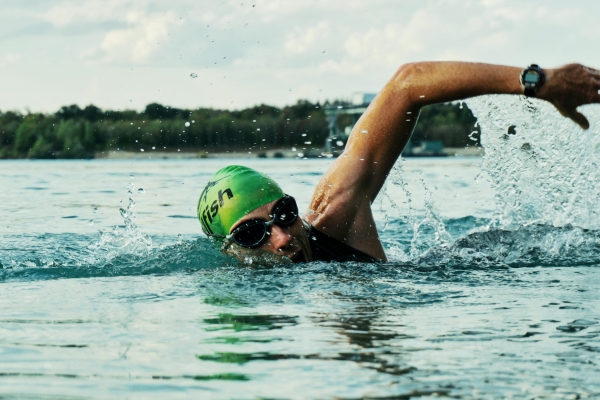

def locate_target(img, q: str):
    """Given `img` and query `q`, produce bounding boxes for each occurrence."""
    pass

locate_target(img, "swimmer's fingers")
[567,110,590,130]
[584,66,600,76]
[577,65,600,104]
[541,64,600,129]
[594,78,600,100]
[555,105,590,130]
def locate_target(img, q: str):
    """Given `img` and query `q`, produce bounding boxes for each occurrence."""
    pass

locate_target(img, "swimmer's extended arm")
[306,62,600,260]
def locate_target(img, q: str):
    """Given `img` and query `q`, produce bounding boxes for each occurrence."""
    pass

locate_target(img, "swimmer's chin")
[224,244,295,267]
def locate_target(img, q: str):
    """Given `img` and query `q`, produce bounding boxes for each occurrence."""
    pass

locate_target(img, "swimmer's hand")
[538,64,600,130]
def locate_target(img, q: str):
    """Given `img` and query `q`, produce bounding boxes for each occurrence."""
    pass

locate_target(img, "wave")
[0,233,231,282]
[2,219,599,284]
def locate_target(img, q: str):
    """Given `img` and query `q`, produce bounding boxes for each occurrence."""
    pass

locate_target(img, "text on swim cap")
[200,188,234,234]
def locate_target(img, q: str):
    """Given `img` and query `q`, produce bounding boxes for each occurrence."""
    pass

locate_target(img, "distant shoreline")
[95,146,484,160]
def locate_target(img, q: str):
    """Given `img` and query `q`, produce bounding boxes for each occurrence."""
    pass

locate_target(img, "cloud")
[284,22,330,55]
[43,0,179,64]
[2,0,600,113]
[43,0,131,27]
[0,53,21,67]
[89,11,177,63]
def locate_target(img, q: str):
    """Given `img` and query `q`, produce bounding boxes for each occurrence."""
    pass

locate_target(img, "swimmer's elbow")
[389,62,428,106]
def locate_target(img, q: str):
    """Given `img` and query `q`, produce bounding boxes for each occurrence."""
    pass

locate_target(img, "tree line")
[0,100,479,159]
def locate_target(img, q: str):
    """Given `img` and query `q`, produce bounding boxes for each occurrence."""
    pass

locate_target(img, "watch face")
[524,71,540,84]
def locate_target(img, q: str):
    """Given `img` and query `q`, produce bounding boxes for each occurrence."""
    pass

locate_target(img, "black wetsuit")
[308,225,379,263]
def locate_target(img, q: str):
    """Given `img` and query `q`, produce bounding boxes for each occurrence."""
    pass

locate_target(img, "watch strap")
[524,87,537,97]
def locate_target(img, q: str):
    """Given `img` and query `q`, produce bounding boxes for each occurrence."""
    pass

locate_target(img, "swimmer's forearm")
[389,62,523,107]
[391,61,599,130]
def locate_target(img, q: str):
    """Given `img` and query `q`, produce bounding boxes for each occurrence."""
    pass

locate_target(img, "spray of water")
[88,179,152,259]
[380,96,600,267]
[467,95,600,229]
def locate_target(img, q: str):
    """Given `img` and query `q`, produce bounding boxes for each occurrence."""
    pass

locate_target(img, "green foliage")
[0,100,478,159]
[412,102,480,147]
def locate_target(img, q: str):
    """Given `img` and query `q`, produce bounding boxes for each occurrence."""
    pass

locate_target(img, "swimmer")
[198,62,600,263]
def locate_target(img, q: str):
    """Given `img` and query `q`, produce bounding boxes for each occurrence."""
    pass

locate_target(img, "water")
[1,96,600,398]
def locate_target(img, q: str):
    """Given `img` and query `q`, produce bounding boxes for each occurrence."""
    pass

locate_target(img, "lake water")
[1,96,600,398]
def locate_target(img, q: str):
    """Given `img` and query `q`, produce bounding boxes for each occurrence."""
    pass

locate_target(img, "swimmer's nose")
[268,224,293,251]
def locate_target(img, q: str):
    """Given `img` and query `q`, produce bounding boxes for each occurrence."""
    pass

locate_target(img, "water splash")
[466,95,600,230]
[380,96,600,266]
[89,181,152,259]
[379,159,451,261]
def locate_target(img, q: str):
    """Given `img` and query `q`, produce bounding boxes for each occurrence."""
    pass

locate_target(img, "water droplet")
[130,175,134,179]
[280,213,286,220]
[140,148,144,152]
[92,207,98,214]
[311,236,317,240]
[361,129,368,134]
[88,220,94,226]
[119,208,128,218]
[185,122,190,127]
[302,133,307,137]
[127,183,134,194]
[304,141,311,145]
[336,140,344,147]
[190,73,198,78]
[137,188,145,194]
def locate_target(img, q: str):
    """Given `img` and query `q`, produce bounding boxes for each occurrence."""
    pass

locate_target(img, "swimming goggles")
[222,195,299,248]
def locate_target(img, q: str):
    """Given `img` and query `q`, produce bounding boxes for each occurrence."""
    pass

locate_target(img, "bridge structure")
[323,93,376,156]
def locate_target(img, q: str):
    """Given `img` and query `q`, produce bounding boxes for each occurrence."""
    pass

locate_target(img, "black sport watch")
[520,64,545,97]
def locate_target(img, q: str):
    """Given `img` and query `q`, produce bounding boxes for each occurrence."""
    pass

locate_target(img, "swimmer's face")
[224,198,311,263]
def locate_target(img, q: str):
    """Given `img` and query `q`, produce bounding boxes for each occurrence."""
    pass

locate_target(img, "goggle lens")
[229,195,298,248]
[271,196,298,226]
[232,220,267,247]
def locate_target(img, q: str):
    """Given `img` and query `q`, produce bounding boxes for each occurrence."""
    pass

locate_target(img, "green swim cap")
[197,165,285,237]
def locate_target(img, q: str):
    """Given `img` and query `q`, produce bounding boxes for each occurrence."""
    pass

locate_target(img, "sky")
[1,0,600,113]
